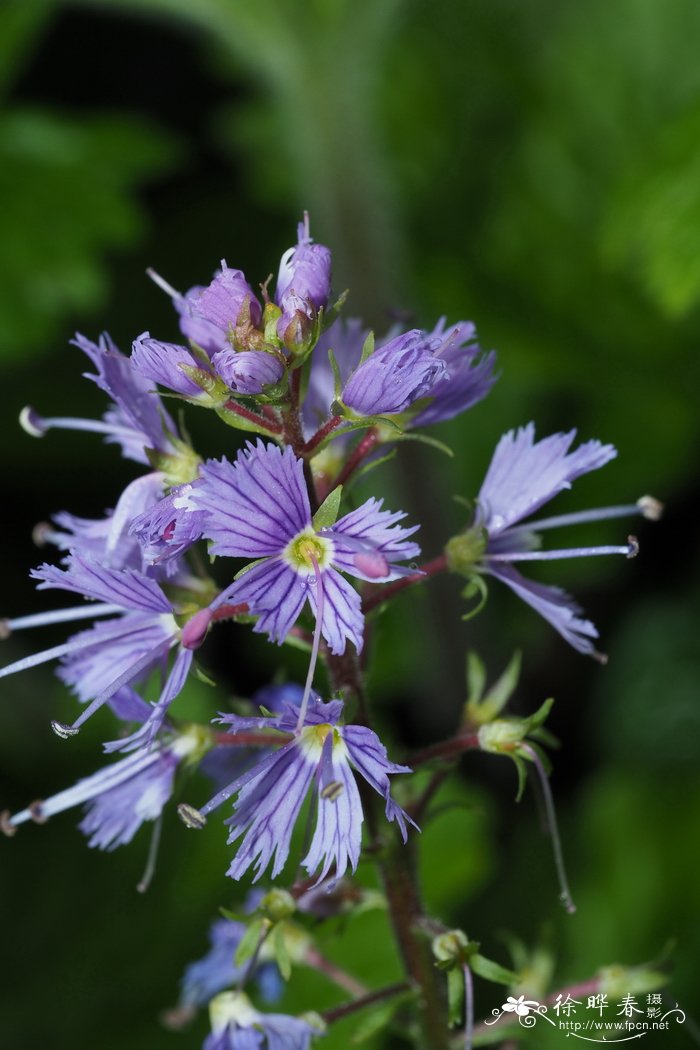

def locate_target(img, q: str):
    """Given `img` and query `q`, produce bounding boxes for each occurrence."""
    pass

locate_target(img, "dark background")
[1,1,698,1047]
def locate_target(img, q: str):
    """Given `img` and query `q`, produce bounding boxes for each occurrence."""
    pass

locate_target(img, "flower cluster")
[1,215,656,1048]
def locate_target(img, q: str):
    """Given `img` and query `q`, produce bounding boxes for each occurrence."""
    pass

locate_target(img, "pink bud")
[354,551,390,579]
[181,608,213,650]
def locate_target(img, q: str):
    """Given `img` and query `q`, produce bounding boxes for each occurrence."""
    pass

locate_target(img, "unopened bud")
[260,888,296,922]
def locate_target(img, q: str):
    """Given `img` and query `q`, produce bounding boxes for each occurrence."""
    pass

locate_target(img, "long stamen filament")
[488,538,638,562]
[136,813,163,893]
[296,553,325,733]
[464,964,474,1050]
[521,744,576,914]
[506,498,660,535]
[1,604,122,635]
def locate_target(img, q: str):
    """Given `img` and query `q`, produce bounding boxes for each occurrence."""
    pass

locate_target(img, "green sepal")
[332,412,403,436]
[327,347,343,401]
[466,651,487,706]
[460,575,489,621]
[312,485,343,530]
[467,651,522,725]
[179,363,230,406]
[272,923,292,981]
[194,665,217,687]
[234,916,266,968]
[214,402,282,437]
[234,556,269,581]
[447,966,465,1027]
[513,755,529,802]
[393,430,455,458]
[343,448,397,491]
[321,288,349,330]
[349,990,414,1044]
[469,954,519,986]
[358,329,375,366]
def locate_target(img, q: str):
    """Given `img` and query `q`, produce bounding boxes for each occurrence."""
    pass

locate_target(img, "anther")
[51,721,79,740]
[32,522,54,547]
[28,801,47,824]
[0,810,16,837]
[637,495,664,521]
[0,620,11,641]
[626,535,639,559]
[320,781,344,802]
[177,803,207,829]
[19,406,47,438]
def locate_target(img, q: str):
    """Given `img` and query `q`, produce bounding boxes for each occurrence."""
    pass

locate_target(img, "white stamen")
[521,744,576,915]
[146,267,182,301]
[296,554,325,733]
[1,603,122,634]
[488,541,636,563]
[136,813,163,893]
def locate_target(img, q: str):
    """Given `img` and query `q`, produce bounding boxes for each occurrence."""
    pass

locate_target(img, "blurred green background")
[1,0,698,1046]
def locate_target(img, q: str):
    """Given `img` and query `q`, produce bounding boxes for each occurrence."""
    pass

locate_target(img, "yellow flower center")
[283,527,334,575]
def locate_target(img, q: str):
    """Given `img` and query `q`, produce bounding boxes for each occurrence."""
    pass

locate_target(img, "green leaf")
[0,108,177,361]
[312,485,343,530]
[470,954,519,986]
[394,430,454,457]
[234,917,266,968]
[272,924,292,981]
[446,965,464,1027]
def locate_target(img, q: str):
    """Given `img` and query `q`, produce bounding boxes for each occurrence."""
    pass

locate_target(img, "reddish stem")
[410,732,480,768]
[332,428,379,487]
[322,982,411,1025]
[363,553,448,613]
[211,602,249,622]
[223,398,283,435]
[213,731,292,747]
[301,414,344,456]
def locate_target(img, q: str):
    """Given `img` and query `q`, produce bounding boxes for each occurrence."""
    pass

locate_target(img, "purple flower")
[130,484,206,569]
[451,424,643,657]
[190,441,420,654]
[131,333,206,397]
[37,471,165,574]
[410,319,497,426]
[149,265,263,354]
[180,912,282,1010]
[185,698,414,884]
[211,349,285,395]
[2,727,203,848]
[276,214,332,343]
[204,991,321,1050]
[196,266,263,332]
[341,329,447,416]
[0,555,215,739]
[132,333,285,400]
[302,318,370,440]
[21,332,179,464]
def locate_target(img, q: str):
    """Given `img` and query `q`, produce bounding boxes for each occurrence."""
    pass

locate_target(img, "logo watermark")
[485,993,687,1043]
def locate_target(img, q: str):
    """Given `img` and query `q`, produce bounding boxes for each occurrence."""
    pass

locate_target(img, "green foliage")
[0,108,176,359]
